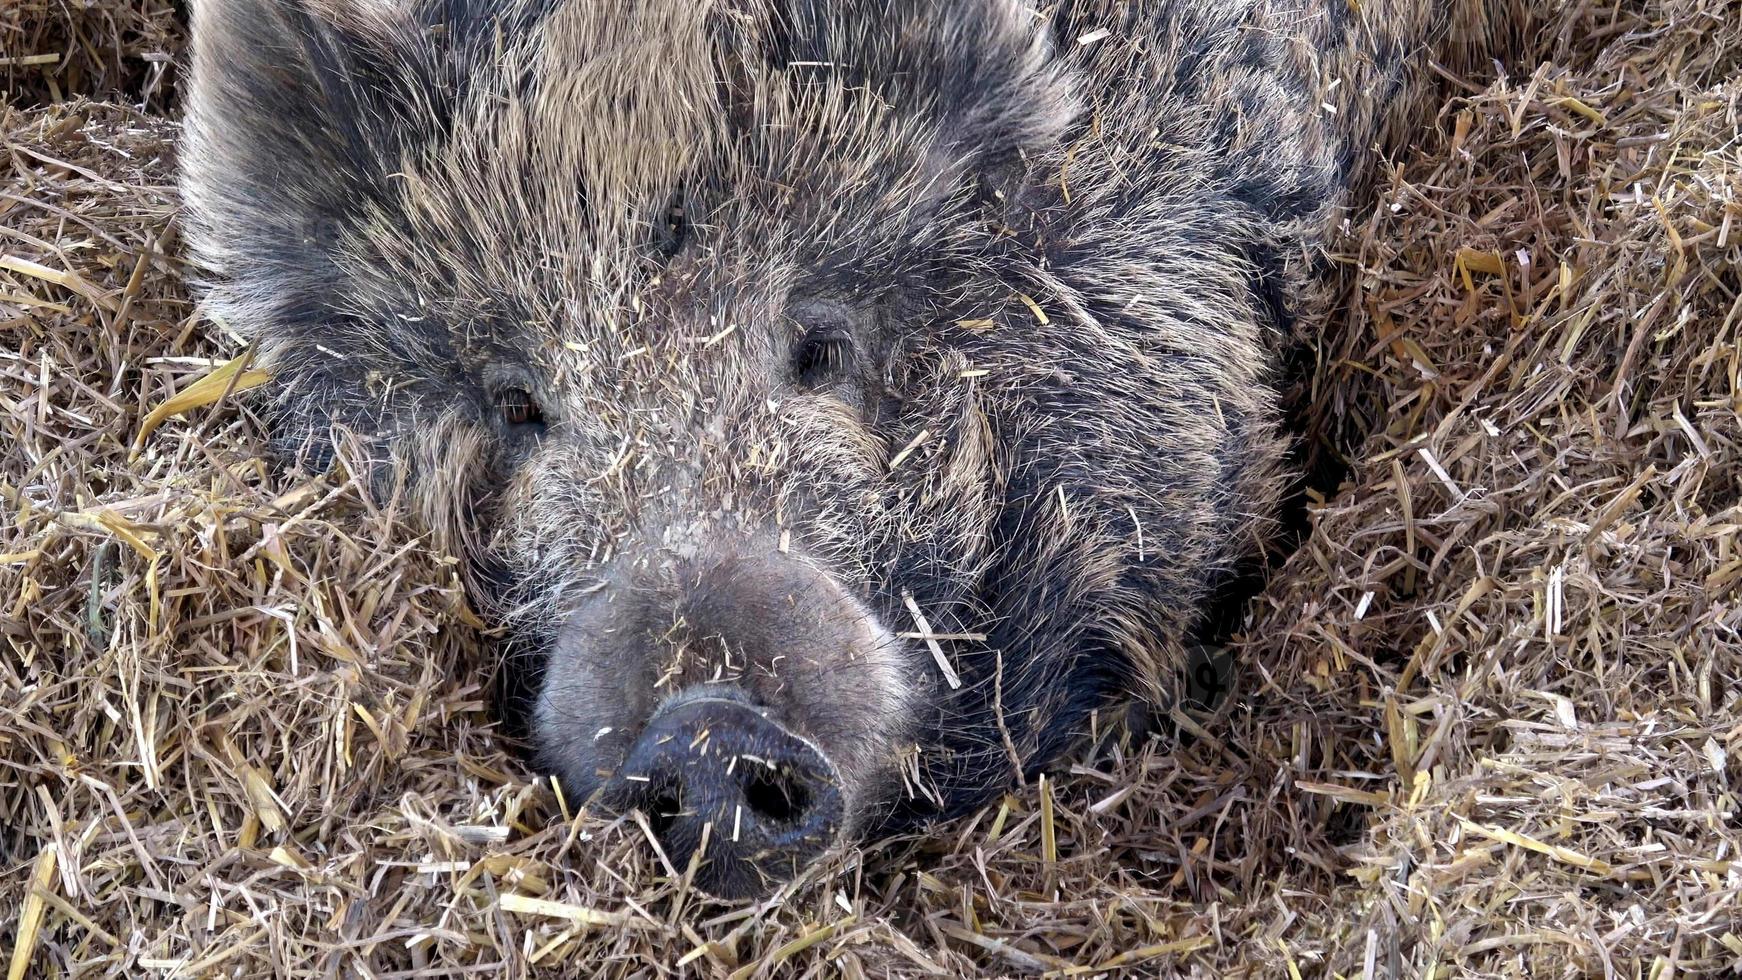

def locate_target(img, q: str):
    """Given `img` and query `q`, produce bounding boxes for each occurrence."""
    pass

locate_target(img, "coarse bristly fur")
[179,0,1524,868]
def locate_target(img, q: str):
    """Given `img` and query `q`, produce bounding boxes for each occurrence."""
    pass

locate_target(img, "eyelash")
[792,327,854,387]
[658,201,689,259]
[498,387,544,428]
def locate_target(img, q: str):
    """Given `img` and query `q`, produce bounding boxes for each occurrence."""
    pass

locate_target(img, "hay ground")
[3,0,1740,976]
[1,0,179,110]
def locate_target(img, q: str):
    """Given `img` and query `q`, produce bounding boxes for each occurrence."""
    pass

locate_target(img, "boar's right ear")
[180,0,448,322]
[180,0,483,469]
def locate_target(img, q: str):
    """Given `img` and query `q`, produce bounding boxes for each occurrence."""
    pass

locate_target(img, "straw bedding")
[3,0,1739,975]
[1,0,179,110]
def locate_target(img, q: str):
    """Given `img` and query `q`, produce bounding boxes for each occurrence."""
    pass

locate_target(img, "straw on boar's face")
[182,0,1306,897]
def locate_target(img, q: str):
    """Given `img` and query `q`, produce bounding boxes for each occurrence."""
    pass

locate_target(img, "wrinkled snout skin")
[180,0,1513,896]
[540,548,911,834]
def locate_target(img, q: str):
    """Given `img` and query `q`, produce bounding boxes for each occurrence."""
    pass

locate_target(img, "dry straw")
[3,0,1740,975]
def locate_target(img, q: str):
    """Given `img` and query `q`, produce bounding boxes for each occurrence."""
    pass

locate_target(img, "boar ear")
[180,0,482,467]
[918,0,1082,163]
[179,0,456,328]
[758,0,1080,164]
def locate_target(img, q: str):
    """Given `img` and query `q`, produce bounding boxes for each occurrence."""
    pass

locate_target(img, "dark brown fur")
[180,0,1520,862]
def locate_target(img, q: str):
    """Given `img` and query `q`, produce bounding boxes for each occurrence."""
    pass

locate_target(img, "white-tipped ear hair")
[179,0,444,316]
[304,0,414,28]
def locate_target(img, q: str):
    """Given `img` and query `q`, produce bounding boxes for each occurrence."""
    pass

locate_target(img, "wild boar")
[180,0,1515,897]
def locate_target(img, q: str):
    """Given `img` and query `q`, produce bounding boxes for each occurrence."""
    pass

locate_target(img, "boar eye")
[497,387,545,430]
[657,201,689,259]
[791,327,854,388]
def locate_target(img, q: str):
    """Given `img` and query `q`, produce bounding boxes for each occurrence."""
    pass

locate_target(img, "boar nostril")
[741,766,811,826]
[644,790,682,841]
[612,688,845,898]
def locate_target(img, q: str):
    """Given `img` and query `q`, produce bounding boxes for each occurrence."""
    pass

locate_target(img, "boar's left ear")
[894,0,1081,167]
[754,0,1081,168]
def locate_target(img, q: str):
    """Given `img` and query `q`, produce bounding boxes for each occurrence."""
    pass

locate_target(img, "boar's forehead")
[332,1,969,380]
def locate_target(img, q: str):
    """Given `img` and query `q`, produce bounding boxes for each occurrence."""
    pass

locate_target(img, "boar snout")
[534,544,915,894]
[612,687,844,898]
